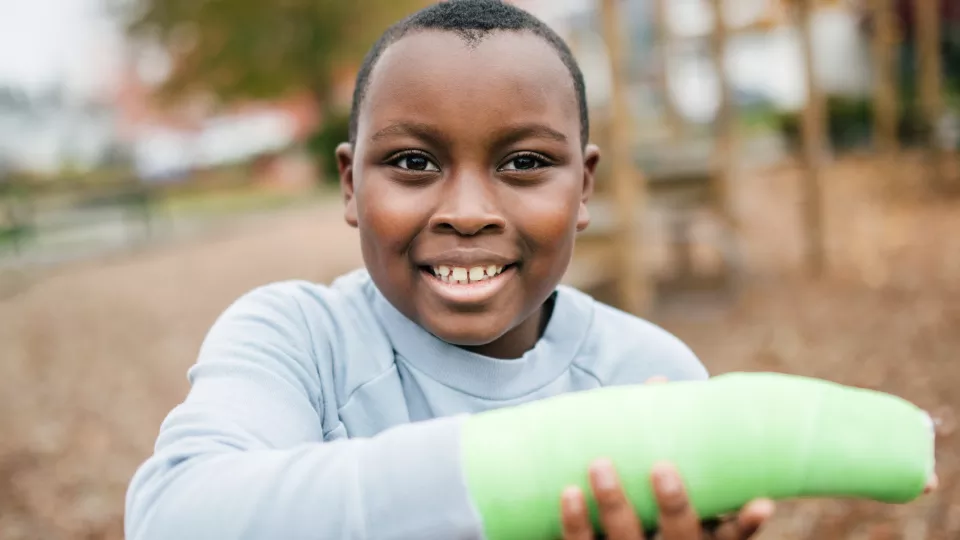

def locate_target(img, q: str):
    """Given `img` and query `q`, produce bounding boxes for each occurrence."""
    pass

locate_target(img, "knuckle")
[600,512,642,540]
[713,521,741,540]
[595,487,626,509]
[562,514,592,539]
[658,516,702,540]
[657,491,690,516]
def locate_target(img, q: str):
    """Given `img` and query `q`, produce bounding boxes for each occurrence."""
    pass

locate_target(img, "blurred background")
[0,0,958,538]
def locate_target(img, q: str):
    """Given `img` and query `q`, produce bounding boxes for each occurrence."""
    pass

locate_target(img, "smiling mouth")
[422,264,515,284]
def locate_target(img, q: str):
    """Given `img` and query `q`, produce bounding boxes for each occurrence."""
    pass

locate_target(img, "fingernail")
[924,474,939,494]
[751,499,775,516]
[653,463,680,495]
[563,487,583,512]
[591,459,619,491]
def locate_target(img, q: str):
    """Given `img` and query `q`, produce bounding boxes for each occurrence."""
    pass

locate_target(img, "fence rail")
[0,173,273,263]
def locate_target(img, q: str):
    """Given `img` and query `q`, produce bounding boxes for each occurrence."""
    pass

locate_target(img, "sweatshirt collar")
[363,271,594,400]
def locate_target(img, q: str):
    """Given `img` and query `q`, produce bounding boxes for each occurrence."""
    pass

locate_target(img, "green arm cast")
[461,372,935,540]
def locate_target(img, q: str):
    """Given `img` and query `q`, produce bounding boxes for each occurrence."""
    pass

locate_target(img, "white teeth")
[431,264,508,284]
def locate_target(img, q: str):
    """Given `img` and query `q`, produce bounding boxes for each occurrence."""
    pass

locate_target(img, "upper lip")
[417,249,517,268]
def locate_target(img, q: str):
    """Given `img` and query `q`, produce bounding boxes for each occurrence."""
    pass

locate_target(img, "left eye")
[395,155,440,171]
[500,155,546,171]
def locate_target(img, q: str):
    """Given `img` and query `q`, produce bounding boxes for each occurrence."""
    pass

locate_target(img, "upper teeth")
[433,265,504,283]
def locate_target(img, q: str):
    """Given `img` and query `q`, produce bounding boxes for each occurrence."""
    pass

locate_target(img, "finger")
[589,459,644,539]
[561,486,595,540]
[713,499,775,540]
[924,473,939,494]
[645,376,669,385]
[651,462,701,540]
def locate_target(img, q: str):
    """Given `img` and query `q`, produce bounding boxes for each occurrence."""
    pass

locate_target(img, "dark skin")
[337,30,773,539]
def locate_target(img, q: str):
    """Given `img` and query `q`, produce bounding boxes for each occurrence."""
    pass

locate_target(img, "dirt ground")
[0,200,365,539]
[0,154,958,539]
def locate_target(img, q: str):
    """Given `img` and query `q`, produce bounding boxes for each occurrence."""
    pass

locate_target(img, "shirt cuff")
[360,414,485,540]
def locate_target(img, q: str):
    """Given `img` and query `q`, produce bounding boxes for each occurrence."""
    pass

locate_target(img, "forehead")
[358,30,579,142]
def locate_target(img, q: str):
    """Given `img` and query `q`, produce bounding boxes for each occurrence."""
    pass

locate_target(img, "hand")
[560,460,774,540]
[560,375,773,540]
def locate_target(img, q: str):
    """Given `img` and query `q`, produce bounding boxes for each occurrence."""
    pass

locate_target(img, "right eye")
[391,153,440,172]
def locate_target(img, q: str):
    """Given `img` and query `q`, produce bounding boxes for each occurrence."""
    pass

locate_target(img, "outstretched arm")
[126,285,935,540]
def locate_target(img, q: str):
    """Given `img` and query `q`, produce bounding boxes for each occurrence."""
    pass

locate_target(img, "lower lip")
[420,266,516,305]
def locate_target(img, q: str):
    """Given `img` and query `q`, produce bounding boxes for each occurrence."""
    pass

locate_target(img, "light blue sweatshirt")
[125,269,708,540]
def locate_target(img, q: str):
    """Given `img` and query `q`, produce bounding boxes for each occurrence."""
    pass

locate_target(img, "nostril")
[430,219,503,236]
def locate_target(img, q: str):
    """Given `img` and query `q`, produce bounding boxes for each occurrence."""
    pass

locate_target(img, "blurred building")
[113,56,321,185]
[0,87,120,174]
[0,6,322,184]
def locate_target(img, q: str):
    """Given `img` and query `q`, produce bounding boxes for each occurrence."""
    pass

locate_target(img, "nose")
[428,172,506,236]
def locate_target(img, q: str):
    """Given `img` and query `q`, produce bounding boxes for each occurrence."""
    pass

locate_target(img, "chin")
[421,313,510,348]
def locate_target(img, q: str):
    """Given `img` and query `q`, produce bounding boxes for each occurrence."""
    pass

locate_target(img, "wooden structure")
[707,0,740,272]
[590,0,651,316]
[862,0,955,191]
[871,0,901,156]
[912,0,950,191]
[796,0,827,276]
[563,0,745,314]
[565,0,955,310]
[652,0,683,140]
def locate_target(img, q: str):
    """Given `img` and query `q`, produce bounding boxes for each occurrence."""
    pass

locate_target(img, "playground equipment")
[563,0,957,315]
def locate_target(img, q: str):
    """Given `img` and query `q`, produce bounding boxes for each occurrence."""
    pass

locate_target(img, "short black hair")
[348,0,589,147]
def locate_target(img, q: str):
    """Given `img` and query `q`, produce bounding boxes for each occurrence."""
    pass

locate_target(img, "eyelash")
[385,151,552,172]
[387,150,439,172]
[500,152,551,172]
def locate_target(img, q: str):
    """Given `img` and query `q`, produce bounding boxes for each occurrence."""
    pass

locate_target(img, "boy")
[125,1,774,539]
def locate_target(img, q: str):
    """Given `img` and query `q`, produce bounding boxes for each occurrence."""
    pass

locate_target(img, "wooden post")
[600,0,650,315]
[871,0,900,156]
[653,0,684,140]
[797,0,827,276]
[912,0,947,191]
[708,0,739,250]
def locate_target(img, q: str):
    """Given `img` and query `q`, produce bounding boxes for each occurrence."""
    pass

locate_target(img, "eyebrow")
[494,123,568,146]
[371,122,448,145]
[369,121,569,147]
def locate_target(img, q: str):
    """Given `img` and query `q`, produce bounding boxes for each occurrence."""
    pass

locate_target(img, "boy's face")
[338,30,599,357]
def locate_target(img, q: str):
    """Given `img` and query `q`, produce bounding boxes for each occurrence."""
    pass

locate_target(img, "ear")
[336,143,359,228]
[577,144,600,232]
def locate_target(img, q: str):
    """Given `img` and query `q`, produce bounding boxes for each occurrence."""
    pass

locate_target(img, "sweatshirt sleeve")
[124,283,484,540]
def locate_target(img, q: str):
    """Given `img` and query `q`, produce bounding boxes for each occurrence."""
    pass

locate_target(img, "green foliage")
[122,0,429,188]
[124,0,429,105]
[306,111,350,186]
[824,96,874,150]
[737,104,785,135]
[774,96,937,153]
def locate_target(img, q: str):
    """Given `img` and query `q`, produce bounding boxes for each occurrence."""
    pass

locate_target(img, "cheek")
[357,180,429,254]
[506,185,581,250]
